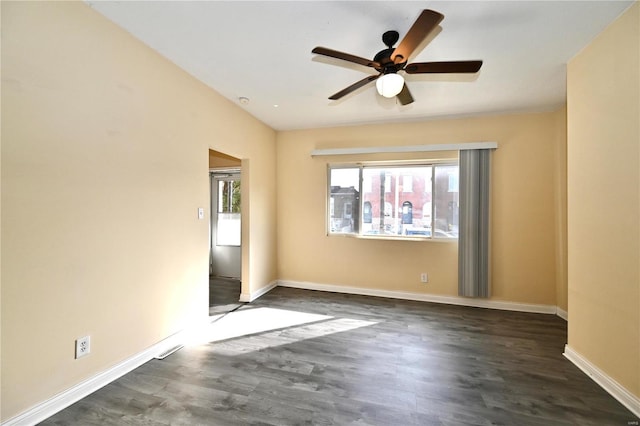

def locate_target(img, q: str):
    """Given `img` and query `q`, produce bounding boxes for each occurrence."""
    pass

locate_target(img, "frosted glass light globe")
[376,73,405,98]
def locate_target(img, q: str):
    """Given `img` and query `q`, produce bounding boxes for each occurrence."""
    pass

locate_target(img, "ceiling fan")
[312,9,483,105]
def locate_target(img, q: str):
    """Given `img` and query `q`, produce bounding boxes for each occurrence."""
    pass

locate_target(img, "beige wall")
[567,2,639,398]
[277,110,567,305]
[554,106,569,313]
[1,2,276,421]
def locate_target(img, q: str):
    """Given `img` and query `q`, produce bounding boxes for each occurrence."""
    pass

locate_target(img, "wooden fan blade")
[392,10,444,64]
[397,83,414,105]
[405,60,483,74]
[312,47,381,69]
[328,74,380,100]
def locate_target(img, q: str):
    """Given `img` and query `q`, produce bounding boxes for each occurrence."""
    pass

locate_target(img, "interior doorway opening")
[209,149,242,315]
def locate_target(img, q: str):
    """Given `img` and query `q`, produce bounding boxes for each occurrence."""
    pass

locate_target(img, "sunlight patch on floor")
[184,306,377,353]
[210,316,379,356]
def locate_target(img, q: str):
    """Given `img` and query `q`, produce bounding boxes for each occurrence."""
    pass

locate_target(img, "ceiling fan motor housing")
[373,48,395,68]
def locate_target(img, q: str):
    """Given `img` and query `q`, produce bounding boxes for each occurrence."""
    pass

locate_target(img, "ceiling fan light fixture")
[376,73,404,98]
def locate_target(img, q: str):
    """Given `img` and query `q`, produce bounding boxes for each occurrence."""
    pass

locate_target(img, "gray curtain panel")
[458,149,491,298]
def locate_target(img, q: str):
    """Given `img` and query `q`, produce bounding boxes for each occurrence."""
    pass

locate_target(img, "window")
[329,168,359,234]
[328,163,458,239]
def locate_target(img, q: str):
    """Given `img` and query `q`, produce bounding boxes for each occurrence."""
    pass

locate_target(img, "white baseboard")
[239,280,278,303]
[556,307,568,321]
[564,345,640,418]
[2,331,186,426]
[277,280,557,315]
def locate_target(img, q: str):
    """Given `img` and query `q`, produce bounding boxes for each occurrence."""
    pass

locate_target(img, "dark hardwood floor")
[209,276,242,316]
[41,287,638,425]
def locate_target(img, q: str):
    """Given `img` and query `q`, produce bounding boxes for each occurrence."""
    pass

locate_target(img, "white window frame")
[327,161,458,240]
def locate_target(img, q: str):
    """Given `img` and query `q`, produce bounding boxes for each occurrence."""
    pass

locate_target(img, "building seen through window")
[328,163,458,239]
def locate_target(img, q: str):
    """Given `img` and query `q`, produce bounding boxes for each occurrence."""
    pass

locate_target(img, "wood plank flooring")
[209,277,242,316]
[40,287,638,425]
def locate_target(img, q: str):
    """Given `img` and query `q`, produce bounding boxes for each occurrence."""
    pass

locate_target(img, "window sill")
[328,233,458,243]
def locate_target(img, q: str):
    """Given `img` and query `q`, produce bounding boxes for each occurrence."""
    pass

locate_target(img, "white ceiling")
[86,1,633,131]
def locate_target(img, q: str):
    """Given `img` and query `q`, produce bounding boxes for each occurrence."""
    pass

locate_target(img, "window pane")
[218,180,241,213]
[216,213,241,246]
[329,168,359,234]
[362,167,432,236]
[434,165,459,238]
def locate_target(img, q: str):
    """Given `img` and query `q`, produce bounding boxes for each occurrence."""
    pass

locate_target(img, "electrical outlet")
[420,273,429,283]
[75,335,91,359]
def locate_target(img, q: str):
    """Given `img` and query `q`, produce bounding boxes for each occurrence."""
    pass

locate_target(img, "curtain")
[458,149,491,297]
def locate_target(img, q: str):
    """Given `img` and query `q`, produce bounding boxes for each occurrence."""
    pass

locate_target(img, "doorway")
[209,148,243,315]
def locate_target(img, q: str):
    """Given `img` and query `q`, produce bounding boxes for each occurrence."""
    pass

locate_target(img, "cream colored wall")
[567,2,639,398]
[277,111,566,305]
[554,107,568,313]
[1,1,276,421]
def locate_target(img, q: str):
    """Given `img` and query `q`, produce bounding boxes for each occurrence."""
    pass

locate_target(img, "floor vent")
[154,345,184,360]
